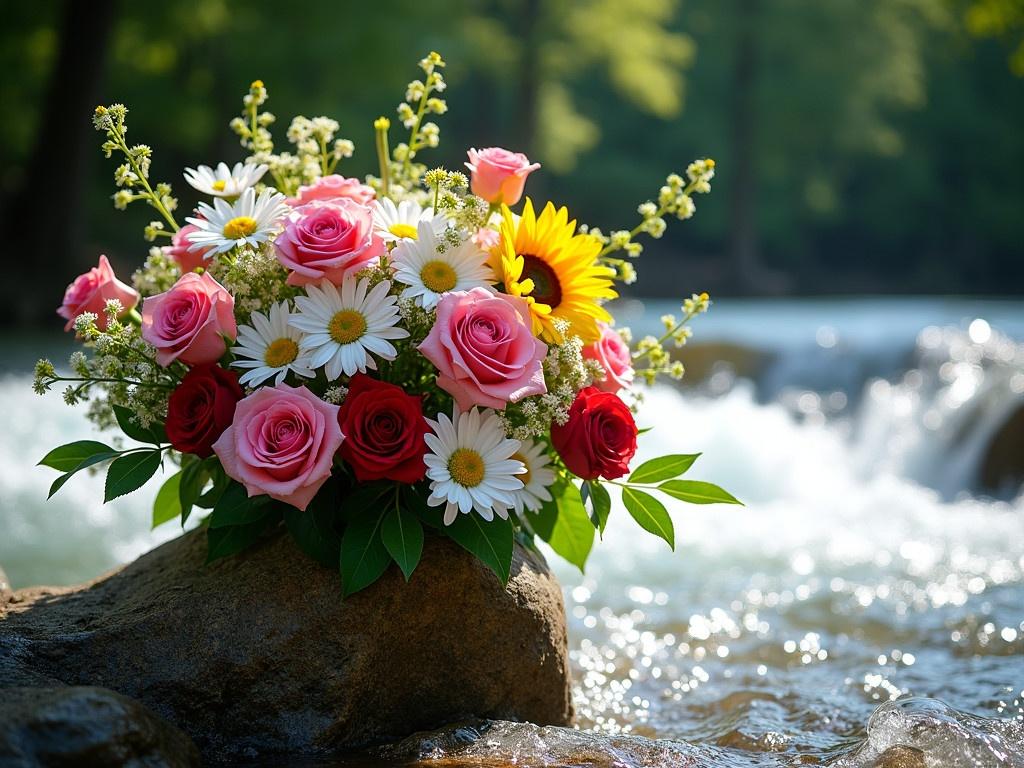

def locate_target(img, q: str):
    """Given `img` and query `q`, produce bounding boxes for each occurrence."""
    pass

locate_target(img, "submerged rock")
[979,403,1024,493]
[0,686,200,768]
[0,527,573,762]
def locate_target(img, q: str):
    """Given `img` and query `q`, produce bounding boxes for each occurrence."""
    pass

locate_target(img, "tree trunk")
[727,0,761,292]
[2,0,115,327]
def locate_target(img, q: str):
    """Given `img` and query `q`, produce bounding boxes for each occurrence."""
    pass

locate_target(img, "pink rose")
[274,200,385,286]
[141,271,237,367]
[583,323,635,393]
[465,147,541,206]
[213,383,344,511]
[419,287,548,410]
[164,223,214,274]
[287,175,375,207]
[57,255,139,332]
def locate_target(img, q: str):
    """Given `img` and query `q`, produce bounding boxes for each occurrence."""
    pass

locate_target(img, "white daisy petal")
[391,223,495,309]
[184,161,269,198]
[229,300,312,387]
[186,187,289,254]
[424,406,524,525]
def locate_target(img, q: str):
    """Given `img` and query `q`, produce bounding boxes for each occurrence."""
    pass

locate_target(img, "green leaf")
[282,485,341,568]
[209,482,269,528]
[527,481,594,572]
[338,482,391,525]
[622,486,675,549]
[104,450,162,502]
[381,505,424,581]
[178,457,211,525]
[658,479,743,505]
[444,513,514,584]
[629,454,701,484]
[152,471,182,528]
[339,509,391,597]
[38,441,114,472]
[46,451,120,498]
[112,404,167,445]
[205,515,271,564]
[587,480,612,535]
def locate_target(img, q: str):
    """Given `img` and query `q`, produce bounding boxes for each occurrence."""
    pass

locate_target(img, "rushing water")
[1,298,1023,766]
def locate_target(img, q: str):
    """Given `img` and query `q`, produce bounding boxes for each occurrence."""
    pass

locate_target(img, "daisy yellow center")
[388,223,419,240]
[518,254,563,308]
[420,260,458,293]
[223,216,258,239]
[328,309,367,344]
[264,337,298,367]
[448,448,485,488]
[212,180,227,192]
[511,452,532,486]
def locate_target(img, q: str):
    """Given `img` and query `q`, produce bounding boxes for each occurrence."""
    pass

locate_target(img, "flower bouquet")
[35,52,739,595]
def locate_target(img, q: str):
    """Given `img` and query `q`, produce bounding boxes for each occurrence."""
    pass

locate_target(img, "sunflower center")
[448,448,485,488]
[519,254,562,308]
[328,309,367,344]
[420,260,458,293]
[223,216,258,239]
[388,222,419,240]
[264,337,299,367]
[511,451,532,486]
[212,180,227,192]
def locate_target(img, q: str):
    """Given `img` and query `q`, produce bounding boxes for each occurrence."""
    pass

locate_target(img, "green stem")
[375,122,391,198]
[48,375,175,390]
[598,177,702,259]
[631,306,701,362]
[112,131,180,232]
[403,85,432,177]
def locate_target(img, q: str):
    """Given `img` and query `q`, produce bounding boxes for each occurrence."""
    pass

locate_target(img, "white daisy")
[424,406,526,525]
[391,223,495,309]
[508,439,557,515]
[183,161,268,198]
[372,198,447,244]
[186,187,290,254]
[289,277,409,380]
[230,301,315,387]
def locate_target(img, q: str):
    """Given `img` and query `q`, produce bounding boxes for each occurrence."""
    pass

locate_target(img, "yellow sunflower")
[493,199,617,344]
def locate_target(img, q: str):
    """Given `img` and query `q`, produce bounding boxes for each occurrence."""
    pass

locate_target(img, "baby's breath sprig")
[94,104,180,234]
[591,159,716,284]
[631,292,711,385]
[394,52,447,182]
[230,80,304,195]
[287,115,354,182]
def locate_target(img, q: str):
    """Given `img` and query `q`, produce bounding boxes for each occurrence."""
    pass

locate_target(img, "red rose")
[336,374,428,484]
[551,386,638,480]
[166,364,244,458]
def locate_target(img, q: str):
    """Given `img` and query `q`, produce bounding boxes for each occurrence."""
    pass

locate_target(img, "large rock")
[0,527,573,762]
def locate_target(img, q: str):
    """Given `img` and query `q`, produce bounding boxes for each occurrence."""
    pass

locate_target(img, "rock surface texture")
[0,528,574,763]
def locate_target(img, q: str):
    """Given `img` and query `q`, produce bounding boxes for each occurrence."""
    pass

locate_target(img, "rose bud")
[465,147,541,206]
[57,255,140,332]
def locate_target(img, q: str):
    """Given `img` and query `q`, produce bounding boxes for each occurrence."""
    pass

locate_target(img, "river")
[2,297,1022,766]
